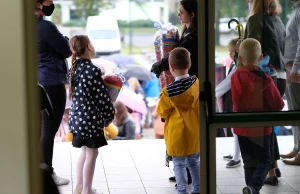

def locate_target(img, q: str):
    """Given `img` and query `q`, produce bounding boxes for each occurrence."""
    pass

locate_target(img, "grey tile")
[261,182,296,193]
[143,180,175,188]
[218,185,244,194]
[145,187,177,194]
[104,167,138,175]
[217,178,245,186]
[108,181,144,189]
[106,173,141,182]
[109,188,146,194]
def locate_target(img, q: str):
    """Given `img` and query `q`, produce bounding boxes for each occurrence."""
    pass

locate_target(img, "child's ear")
[258,54,263,61]
[87,44,92,51]
[169,64,175,71]
[238,55,243,64]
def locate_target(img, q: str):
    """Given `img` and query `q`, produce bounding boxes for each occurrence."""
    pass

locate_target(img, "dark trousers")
[270,128,280,168]
[41,85,66,174]
[238,135,271,193]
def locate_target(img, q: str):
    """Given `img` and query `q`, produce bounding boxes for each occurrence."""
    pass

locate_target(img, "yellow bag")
[104,123,118,139]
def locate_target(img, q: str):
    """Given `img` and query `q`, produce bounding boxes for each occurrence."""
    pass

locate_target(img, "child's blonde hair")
[169,47,191,70]
[69,35,91,99]
[239,38,262,66]
[128,77,141,91]
[227,38,239,48]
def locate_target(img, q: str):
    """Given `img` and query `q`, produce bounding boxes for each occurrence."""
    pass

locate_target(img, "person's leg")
[281,82,300,158]
[276,78,286,97]
[238,136,255,186]
[41,85,66,173]
[74,146,87,194]
[225,129,241,168]
[173,156,189,194]
[249,135,271,192]
[232,129,240,162]
[82,148,99,194]
[186,153,200,194]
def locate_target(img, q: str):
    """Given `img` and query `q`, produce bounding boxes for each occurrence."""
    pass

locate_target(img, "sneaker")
[223,154,233,161]
[52,173,70,186]
[226,160,241,168]
[169,176,176,182]
[242,186,253,194]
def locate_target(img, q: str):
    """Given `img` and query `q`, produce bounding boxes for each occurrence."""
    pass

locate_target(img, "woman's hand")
[35,9,45,18]
[105,122,112,127]
[288,72,300,83]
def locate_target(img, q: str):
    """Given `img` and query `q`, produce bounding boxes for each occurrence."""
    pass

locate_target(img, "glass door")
[198,0,300,193]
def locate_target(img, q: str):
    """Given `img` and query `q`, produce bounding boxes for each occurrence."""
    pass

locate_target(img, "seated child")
[157,47,200,194]
[231,38,284,194]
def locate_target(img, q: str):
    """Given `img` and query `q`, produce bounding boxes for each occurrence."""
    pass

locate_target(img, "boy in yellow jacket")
[157,47,200,194]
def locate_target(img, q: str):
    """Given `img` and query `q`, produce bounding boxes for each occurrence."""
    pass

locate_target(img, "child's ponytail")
[68,35,90,100]
[69,51,77,100]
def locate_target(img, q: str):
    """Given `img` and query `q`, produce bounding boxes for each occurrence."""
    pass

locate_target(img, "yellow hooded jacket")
[157,76,200,156]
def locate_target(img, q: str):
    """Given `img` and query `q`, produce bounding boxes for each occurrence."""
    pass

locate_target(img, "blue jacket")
[37,18,71,86]
[144,75,160,98]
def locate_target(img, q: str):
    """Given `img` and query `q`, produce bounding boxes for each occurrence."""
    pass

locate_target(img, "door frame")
[198,1,300,194]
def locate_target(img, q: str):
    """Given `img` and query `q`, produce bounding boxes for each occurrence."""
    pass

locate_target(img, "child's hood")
[233,66,273,93]
[166,77,199,108]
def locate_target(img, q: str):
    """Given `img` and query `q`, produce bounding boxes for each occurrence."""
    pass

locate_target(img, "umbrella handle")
[228,19,241,39]
[235,24,244,39]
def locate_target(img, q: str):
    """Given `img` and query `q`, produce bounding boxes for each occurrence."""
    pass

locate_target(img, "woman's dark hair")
[114,101,128,126]
[180,0,198,35]
[68,35,90,99]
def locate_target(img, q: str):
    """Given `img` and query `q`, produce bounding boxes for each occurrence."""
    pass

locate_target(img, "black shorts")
[72,134,107,149]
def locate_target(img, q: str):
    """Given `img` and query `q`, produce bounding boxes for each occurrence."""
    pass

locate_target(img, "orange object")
[65,130,73,142]
[104,123,119,139]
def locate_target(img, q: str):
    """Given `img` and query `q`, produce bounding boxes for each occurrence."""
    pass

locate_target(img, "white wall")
[0,0,30,193]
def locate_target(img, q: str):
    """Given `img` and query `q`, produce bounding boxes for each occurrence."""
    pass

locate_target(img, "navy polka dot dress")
[69,58,115,148]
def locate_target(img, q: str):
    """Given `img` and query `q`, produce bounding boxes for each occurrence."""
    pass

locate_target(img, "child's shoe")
[264,176,278,186]
[226,160,241,168]
[242,186,253,194]
[223,154,233,161]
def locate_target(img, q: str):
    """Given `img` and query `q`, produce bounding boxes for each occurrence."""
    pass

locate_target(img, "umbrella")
[116,86,147,114]
[123,65,154,81]
[91,58,118,75]
[104,53,136,67]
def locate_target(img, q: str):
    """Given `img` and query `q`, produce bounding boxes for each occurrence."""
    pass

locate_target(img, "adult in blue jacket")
[36,0,71,186]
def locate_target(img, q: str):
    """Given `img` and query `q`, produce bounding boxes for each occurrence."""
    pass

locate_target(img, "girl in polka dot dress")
[68,35,114,194]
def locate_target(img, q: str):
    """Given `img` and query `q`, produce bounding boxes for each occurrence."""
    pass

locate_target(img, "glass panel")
[214,0,300,116]
[215,125,296,194]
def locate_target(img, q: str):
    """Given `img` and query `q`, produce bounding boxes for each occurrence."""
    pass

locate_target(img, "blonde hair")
[248,0,282,17]
[239,38,262,66]
[169,47,191,70]
[228,38,239,48]
[128,77,140,91]
[68,35,90,99]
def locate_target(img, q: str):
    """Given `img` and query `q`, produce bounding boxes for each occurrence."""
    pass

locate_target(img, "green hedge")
[117,19,154,28]
[63,19,154,28]
[63,20,87,27]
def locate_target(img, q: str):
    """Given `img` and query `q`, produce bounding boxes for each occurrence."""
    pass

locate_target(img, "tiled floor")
[54,136,300,194]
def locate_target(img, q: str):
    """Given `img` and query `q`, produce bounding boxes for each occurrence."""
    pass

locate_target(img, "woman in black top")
[35,0,72,186]
[245,0,286,186]
[151,0,198,186]
[151,0,198,77]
